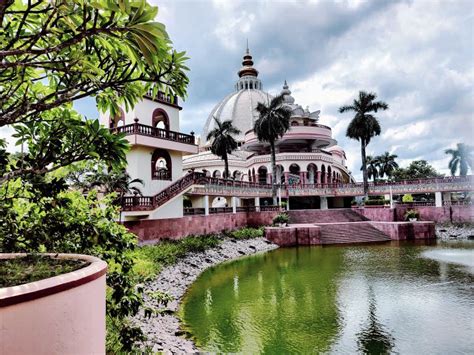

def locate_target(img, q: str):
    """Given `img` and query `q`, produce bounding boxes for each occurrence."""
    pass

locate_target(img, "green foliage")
[402,194,414,203]
[364,199,389,206]
[339,91,388,196]
[404,209,419,220]
[361,155,379,182]
[207,117,240,178]
[230,227,264,240]
[0,0,189,126]
[273,213,290,225]
[376,152,399,179]
[445,143,473,176]
[392,160,443,181]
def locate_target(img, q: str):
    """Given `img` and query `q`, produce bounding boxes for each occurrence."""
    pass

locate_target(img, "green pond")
[180,241,474,354]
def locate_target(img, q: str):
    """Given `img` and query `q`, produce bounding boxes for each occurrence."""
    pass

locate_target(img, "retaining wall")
[352,205,473,223]
[125,211,279,244]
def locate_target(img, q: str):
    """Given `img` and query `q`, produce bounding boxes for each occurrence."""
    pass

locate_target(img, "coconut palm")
[339,91,388,198]
[254,94,292,205]
[445,143,473,176]
[361,156,379,182]
[206,116,240,179]
[377,152,399,179]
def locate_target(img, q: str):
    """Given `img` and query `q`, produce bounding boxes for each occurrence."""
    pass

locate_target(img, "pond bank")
[436,223,474,240]
[134,237,278,353]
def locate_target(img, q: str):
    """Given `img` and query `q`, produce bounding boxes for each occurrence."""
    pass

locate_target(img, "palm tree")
[377,152,399,180]
[445,143,473,176]
[206,116,240,179]
[361,156,379,182]
[339,91,388,198]
[89,170,144,203]
[254,94,292,205]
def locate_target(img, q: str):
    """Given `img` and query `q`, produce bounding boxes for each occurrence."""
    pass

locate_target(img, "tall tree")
[339,91,388,198]
[445,143,473,176]
[206,117,240,179]
[361,156,379,182]
[254,94,292,205]
[377,152,399,179]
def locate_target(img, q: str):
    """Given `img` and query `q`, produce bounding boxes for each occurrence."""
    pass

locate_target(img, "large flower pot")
[0,253,107,354]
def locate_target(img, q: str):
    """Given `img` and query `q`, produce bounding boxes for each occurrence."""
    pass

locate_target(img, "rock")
[468,235,474,240]
[449,234,458,239]
[238,250,246,255]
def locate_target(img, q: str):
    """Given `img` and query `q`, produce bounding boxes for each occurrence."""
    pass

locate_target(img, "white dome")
[202,88,273,143]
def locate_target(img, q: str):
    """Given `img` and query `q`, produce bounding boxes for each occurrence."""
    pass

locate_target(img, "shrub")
[231,227,264,240]
[404,209,420,220]
[402,194,414,203]
[273,213,289,225]
[364,199,388,206]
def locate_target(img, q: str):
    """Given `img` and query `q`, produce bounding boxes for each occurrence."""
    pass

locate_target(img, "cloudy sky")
[152,0,474,179]
[3,0,472,179]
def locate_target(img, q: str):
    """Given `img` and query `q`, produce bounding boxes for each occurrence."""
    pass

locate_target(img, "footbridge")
[122,172,473,214]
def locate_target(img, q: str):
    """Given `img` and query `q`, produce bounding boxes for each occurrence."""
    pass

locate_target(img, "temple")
[183,48,353,209]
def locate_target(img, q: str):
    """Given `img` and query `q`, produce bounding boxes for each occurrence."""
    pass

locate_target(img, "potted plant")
[405,209,419,221]
[273,213,289,227]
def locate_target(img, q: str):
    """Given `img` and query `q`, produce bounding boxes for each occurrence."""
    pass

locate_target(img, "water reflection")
[181,241,474,353]
[356,287,394,354]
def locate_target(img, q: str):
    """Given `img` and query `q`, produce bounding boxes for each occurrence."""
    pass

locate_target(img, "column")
[284,172,290,185]
[320,196,328,210]
[267,173,272,184]
[435,192,442,207]
[232,196,237,213]
[255,197,260,212]
[286,198,290,211]
[204,195,209,216]
[326,173,331,185]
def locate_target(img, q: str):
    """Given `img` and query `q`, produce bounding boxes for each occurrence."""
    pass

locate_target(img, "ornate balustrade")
[114,123,195,145]
[121,174,474,212]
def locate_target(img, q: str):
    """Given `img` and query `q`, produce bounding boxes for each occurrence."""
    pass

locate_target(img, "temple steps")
[316,222,391,244]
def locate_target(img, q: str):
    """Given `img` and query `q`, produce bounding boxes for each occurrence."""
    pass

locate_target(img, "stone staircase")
[316,222,391,244]
[288,209,369,224]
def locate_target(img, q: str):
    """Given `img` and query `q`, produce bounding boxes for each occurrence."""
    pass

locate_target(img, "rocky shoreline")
[135,237,279,353]
[436,223,474,241]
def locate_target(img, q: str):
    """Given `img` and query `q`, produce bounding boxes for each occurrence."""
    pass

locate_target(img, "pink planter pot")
[0,253,107,355]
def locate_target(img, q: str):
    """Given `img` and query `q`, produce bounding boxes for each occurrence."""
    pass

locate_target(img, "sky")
[2,0,472,179]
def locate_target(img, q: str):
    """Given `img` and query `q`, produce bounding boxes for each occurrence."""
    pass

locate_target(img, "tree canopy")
[392,160,443,181]
[445,143,473,176]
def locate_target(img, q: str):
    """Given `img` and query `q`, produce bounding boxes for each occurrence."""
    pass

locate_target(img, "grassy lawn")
[131,227,264,281]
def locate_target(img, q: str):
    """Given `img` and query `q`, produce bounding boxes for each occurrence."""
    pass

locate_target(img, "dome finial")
[238,42,258,78]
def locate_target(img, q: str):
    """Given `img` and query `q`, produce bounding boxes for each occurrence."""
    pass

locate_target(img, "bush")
[404,209,420,220]
[230,227,264,240]
[364,199,389,206]
[402,194,414,203]
[273,213,289,225]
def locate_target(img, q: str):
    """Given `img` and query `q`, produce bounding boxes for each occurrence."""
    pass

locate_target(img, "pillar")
[255,196,260,212]
[232,196,237,213]
[326,173,331,185]
[267,173,272,184]
[286,198,290,211]
[435,192,442,207]
[316,171,322,184]
[320,196,328,210]
[284,172,290,185]
[204,195,209,216]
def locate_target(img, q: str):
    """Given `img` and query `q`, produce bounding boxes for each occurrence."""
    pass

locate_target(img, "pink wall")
[0,254,107,355]
[126,211,279,243]
[353,205,473,223]
[370,221,435,240]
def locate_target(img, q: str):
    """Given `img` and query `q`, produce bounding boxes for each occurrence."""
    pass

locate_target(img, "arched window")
[249,82,253,89]
[109,108,125,129]
[321,164,326,184]
[152,108,170,130]
[151,149,172,180]
[291,121,299,126]
[257,166,268,185]
[233,170,242,180]
[245,82,248,89]
[248,169,252,182]
[213,170,221,178]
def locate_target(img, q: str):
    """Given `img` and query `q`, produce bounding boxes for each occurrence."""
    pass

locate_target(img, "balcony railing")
[145,90,179,106]
[114,123,195,145]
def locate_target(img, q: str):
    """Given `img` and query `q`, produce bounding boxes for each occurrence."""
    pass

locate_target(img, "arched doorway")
[152,108,170,130]
[151,149,172,180]
[307,163,317,184]
[258,166,268,184]
[213,170,221,178]
[289,164,300,185]
[321,164,326,184]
